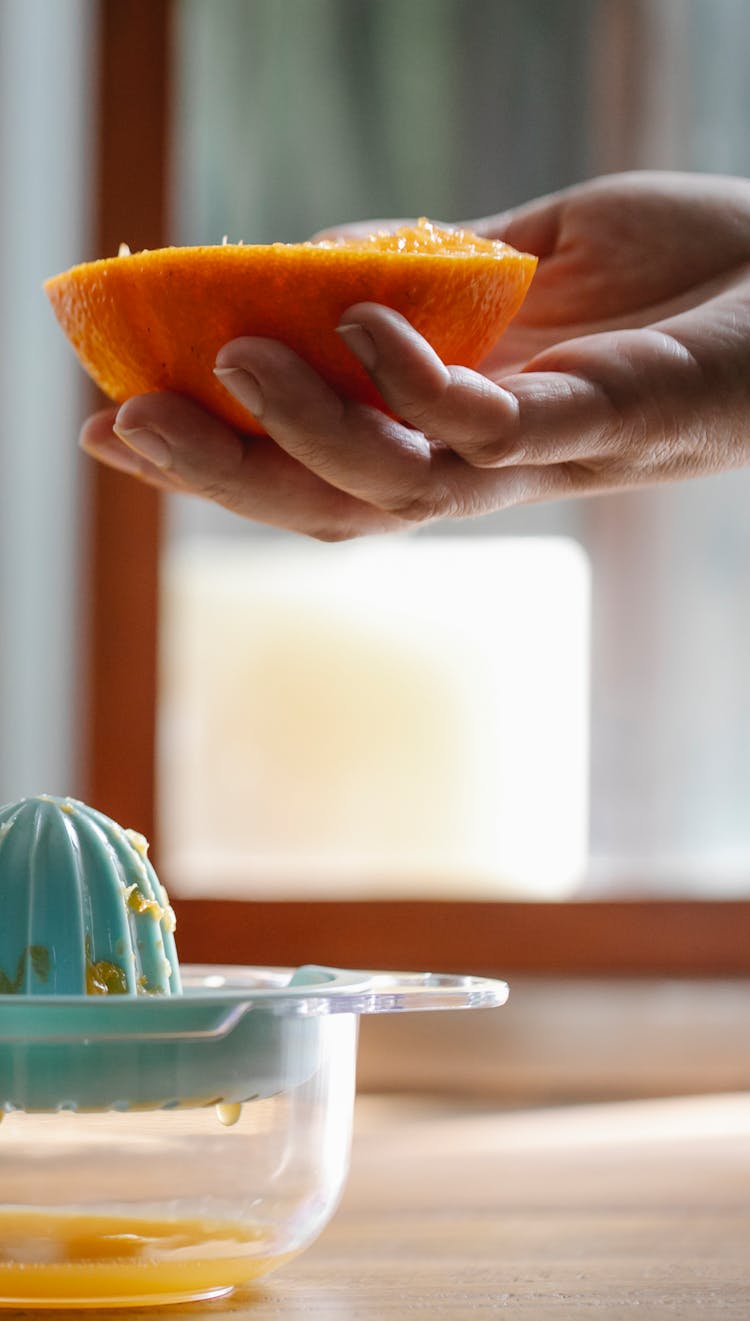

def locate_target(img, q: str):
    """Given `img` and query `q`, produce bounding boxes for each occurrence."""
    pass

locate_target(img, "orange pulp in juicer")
[0,1210,293,1308]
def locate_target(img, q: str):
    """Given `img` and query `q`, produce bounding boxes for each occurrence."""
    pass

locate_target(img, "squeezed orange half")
[44,219,537,435]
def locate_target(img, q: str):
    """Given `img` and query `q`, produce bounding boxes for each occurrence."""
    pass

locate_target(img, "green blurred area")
[172,0,597,244]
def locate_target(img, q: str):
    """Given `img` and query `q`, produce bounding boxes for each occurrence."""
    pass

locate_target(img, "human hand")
[81,171,750,539]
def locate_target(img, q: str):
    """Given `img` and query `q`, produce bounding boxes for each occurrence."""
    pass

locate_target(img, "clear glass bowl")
[0,964,508,1309]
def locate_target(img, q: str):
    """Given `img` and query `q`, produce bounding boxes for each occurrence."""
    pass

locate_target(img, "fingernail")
[336,322,377,370]
[114,423,172,470]
[213,366,264,418]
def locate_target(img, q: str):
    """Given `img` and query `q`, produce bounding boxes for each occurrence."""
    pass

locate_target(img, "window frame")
[82,0,167,843]
[83,0,750,981]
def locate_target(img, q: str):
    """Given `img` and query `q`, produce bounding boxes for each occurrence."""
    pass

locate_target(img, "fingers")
[212,307,525,491]
[80,408,179,493]
[212,330,582,519]
[79,291,728,542]
[213,335,471,522]
[81,395,406,539]
[80,348,568,536]
[326,306,720,478]
[317,303,623,470]
[335,304,521,453]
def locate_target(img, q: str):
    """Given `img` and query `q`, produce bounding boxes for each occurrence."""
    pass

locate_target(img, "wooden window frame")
[82,0,750,981]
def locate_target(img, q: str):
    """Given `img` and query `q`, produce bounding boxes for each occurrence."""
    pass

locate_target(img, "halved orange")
[45,219,537,436]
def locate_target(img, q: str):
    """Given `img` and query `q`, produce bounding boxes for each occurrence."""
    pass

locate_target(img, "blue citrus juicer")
[0,795,508,1309]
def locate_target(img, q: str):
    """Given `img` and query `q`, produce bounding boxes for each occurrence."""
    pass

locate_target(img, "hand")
[81,171,750,539]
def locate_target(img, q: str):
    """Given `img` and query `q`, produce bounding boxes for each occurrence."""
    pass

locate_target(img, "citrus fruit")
[45,219,537,436]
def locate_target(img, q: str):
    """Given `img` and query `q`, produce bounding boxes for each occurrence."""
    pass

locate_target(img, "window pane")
[0,0,95,799]
[161,0,750,899]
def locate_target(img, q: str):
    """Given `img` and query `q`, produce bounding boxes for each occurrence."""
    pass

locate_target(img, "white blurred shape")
[158,536,589,899]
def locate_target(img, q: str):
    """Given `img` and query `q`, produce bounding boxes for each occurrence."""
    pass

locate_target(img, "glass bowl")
[0,964,508,1309]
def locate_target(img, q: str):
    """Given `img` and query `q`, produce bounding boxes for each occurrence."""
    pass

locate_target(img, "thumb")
[482,327,709,473]
[464,192,566,258]
[309,217,412,243]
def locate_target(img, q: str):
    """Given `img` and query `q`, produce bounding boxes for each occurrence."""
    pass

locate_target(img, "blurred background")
[2,0,750,970]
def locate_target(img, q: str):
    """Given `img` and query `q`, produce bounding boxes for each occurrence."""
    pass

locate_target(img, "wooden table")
[8,1092,750,1318]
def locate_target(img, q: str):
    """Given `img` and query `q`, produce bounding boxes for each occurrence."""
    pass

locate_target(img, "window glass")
[0,0,94,800]
[160,0,750,899]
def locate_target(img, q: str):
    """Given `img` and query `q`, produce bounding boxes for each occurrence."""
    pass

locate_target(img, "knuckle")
[388,484,458,524]
[467,434,523,468]
[196,476,237,505]
[391,372,451,433]
[396,395,439,431]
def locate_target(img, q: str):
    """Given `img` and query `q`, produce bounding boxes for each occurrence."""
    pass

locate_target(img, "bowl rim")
[0,964,509,1042]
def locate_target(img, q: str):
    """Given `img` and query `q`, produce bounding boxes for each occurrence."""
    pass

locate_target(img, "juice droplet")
[216,1102,242,1127]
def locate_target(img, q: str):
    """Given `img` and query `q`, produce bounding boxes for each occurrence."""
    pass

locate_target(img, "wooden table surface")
[8,1092,750,1319]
